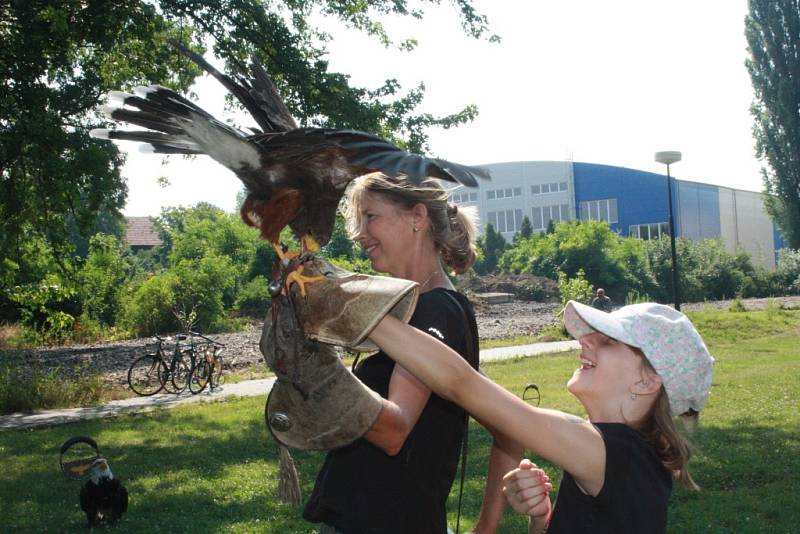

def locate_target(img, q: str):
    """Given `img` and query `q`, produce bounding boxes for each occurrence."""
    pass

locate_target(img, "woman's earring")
[630,394,637,401]
[412,226,419,233]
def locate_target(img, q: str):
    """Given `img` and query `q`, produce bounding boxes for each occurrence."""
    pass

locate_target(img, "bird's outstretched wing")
[90,48,490,247]
[171,41,297,133]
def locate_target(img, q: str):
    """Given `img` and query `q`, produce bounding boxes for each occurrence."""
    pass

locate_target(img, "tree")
[1,0,493,322]
[474,223,506,274]
[746,0,800,248]
[512,215,533,245]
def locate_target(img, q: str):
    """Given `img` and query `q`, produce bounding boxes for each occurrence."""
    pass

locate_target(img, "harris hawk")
[91,43,489,295]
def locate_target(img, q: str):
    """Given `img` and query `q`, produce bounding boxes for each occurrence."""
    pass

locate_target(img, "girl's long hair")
[635,350,700,490]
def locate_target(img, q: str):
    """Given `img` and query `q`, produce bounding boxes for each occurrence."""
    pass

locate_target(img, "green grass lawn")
[1,309,798,532]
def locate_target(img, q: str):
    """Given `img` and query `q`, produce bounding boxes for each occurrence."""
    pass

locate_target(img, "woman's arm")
[363,362,431,456]
[369,314,607,495]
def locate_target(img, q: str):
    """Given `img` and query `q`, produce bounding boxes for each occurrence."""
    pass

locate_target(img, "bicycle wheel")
[165,350,191,393]
[127,354,167,396]
[189,356,210,394]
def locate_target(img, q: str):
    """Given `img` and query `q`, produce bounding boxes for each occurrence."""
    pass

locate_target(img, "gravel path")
[2,295,798,388]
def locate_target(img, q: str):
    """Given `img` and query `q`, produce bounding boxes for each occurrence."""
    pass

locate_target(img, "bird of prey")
[90,43,489,295]
[79,458,129,526]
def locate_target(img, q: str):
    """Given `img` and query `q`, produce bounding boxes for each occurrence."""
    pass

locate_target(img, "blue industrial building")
[450,161,783,269]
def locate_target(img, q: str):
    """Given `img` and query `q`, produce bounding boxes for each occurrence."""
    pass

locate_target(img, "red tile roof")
[125,217,162,247]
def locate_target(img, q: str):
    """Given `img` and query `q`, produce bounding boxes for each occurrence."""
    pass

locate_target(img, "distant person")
[591,288,613,312]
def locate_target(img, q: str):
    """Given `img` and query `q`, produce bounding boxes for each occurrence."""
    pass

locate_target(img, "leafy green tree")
[519,216,533,239]
[78,234,130,326]
[474,223,507,274]
[557,269,594,306]
[499,220,654,302]
[2,0,492,328]
[746,0,800,248]
[773,248,800,294]
[322,212,355,260]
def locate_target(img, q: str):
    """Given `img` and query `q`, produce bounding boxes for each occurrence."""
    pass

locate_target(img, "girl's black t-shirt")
[547,423,673,534]
[303,288,479,534]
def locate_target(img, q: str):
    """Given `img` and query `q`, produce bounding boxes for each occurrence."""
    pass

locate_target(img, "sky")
[121,0,762,216]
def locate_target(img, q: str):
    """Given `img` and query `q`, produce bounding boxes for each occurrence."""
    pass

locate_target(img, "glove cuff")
[291,258,419,351]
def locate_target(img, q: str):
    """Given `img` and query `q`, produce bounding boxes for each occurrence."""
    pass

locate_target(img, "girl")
[368,299,714,533]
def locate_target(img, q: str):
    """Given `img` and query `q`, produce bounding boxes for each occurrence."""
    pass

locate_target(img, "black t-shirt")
[303,288,479,534]
[547,423,672,534]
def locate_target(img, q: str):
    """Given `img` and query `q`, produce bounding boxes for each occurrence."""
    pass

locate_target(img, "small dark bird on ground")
[91,43,489,296]
[80,458,128,527]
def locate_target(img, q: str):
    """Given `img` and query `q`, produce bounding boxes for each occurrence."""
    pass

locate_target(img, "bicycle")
[127,334,193,396]
[186,331,226,395]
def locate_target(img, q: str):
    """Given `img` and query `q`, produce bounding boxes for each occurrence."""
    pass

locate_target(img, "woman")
[367,299,714,533]
[303,173,520,534]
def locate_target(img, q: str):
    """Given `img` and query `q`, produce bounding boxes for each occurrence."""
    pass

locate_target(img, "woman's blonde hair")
[343,172,479,274]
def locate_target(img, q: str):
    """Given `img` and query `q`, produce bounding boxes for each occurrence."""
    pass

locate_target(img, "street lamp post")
[655,151,682,311]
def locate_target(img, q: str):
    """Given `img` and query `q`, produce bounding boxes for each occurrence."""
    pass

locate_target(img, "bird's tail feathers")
[94,85,263,172]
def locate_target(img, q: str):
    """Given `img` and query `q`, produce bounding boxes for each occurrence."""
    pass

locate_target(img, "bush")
[77,234,130,326]
[729,298,747,312]
[235,276,271,318]
[170,255,237,332]
[773,248,800,294]
[7,275,79,344]
[557,269,594,306]
[122,272,179,337]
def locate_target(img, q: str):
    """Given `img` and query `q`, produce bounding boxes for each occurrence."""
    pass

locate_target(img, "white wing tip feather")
[89,128,110,139]
[96,105,116,118]
[106,91,132,105]
[132,85,157,98]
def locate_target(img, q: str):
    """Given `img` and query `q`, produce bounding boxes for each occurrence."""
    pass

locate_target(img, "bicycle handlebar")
[188,331,226,347]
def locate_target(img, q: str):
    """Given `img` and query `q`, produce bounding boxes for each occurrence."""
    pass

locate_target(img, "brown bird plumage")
[91,44,488,291]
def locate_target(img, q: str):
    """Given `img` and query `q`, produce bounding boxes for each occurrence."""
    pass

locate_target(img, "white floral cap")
[563,300,714,416]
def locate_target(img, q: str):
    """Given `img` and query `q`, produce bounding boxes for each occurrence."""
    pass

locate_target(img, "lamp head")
[655,151,682,165]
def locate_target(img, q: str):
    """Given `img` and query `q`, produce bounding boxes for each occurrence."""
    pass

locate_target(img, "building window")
[488,209,525,233]
[531,182,568,196]
[578,199,618,224]
[452,191,478,204]
[629,222,669,240]
[488,187,522,200]
[530,204,572,230]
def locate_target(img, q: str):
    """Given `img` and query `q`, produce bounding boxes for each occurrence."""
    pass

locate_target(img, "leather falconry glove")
[261,294,384,450]
[288,255,419,352]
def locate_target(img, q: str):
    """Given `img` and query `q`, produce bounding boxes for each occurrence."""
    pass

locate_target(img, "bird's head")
[89,458,114,484]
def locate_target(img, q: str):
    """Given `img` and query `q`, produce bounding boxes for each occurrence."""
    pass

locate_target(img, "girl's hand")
[502,459,552,518]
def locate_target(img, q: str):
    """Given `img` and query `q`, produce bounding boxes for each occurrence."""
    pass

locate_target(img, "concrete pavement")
[0,339,579,431]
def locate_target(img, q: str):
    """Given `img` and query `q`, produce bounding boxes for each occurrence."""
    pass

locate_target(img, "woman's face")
[353,192,416,276]
[567,332,646,412]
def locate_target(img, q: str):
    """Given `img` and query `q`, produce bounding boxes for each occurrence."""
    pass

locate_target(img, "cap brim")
[563,300,631,344]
